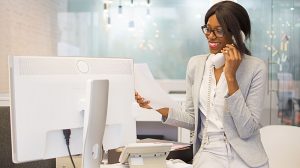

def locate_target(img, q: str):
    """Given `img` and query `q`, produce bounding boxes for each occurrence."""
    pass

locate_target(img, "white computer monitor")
[9,56,137,166]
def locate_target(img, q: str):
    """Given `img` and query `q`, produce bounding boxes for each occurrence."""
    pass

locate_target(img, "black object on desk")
[167,144,193,163]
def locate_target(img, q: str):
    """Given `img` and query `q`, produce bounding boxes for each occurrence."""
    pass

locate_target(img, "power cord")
[63,129,76,168]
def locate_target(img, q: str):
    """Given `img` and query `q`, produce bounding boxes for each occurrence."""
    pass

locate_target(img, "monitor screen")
[9,56,136,163]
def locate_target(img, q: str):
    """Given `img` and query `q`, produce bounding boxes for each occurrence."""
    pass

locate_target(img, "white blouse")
[198,55,228,138]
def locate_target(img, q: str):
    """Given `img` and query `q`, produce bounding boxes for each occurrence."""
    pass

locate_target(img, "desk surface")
[101,160,192,168]
[0,93,9,107]
[101,164,128,168]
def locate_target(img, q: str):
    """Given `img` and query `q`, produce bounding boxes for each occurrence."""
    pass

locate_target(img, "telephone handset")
[211,34,241,69]
[211,31,244,69]
[211,53,225,69]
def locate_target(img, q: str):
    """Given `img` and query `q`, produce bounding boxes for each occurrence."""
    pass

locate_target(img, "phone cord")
[199,66,213,152]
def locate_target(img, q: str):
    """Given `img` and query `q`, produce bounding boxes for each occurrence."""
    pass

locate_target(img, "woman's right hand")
[135,92,152,109]
[135,91,169,118]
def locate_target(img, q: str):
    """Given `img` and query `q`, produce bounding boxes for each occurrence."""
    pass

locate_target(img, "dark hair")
[205,1,251,55]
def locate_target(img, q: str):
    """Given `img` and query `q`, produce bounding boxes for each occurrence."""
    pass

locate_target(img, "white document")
[134,64,178,110]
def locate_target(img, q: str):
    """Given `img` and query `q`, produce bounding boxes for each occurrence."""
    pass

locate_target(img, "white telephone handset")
[211,53,225,69]
[211,32,243,69]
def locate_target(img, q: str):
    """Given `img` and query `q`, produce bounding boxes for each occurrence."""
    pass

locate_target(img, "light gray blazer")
[163,54,268,167]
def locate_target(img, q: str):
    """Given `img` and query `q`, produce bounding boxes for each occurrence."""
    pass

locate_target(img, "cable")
[63,129,76,168]
[199,60,213,152]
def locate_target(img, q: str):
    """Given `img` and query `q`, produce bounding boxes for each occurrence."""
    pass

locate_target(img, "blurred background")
[0,0,299,126]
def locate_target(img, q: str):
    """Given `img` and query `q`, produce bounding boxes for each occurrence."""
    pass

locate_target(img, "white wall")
[0,0,65,93]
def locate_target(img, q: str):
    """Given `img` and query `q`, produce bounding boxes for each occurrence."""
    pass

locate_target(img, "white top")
[198,55,228,136]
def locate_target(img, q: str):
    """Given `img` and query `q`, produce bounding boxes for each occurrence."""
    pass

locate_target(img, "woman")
[135,1,269,168]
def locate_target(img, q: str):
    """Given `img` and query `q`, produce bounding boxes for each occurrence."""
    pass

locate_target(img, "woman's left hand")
[221,44,242,81]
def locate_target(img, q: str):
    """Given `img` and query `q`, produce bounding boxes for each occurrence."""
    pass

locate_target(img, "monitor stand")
[81,79,109,168]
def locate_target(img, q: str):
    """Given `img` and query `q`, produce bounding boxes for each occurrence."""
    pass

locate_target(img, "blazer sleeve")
[162,56,197,130]
[224,60,268,139]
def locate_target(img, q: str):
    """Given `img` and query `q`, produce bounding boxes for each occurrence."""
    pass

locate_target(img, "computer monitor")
[9,56,137,166]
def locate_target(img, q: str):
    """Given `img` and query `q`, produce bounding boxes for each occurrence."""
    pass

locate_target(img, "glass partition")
[58,0,300,126]
[58,0,210,79]
[270,0,300,126]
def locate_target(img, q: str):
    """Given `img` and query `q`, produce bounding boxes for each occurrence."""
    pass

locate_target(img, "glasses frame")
[201,25,225,38]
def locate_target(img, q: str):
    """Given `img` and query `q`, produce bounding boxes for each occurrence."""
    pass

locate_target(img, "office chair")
[260,125,300,168]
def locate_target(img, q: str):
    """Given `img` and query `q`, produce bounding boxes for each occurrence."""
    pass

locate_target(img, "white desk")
[58,157,192,168]
[0,93,9,107]
[101,160,192,168]
[101,164,128,168]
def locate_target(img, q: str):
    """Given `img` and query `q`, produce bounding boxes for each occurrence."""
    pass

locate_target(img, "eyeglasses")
[201,25,224,38]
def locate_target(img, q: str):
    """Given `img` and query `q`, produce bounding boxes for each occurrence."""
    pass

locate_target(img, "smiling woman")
[135,1,270,168]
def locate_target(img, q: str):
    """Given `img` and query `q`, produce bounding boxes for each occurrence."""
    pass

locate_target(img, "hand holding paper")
[134,91,151,109]
[134,64,178,110]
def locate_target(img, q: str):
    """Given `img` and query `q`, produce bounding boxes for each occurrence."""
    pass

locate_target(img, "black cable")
[63,129,76,168]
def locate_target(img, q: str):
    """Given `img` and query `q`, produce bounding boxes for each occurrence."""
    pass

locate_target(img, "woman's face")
[205,14,232,54]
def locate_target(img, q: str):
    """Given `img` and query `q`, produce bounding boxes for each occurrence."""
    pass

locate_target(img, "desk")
[56,156,193,168]
[0,93,9,107]
[4,90,192,168]
[58,156,192,168]
[101,160,192,168]
[101,164,128,168]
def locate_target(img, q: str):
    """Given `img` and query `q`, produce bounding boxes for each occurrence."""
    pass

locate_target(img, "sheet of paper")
[134,64,178,110]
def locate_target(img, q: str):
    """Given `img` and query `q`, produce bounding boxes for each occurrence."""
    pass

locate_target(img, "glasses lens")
[202,25,224,37]
[215,29,224,37]
[202,26,209,34]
